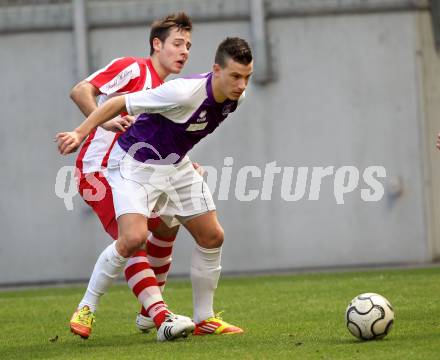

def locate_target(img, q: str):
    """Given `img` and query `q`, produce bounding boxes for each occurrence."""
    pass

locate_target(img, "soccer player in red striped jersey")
[69,13,196,341]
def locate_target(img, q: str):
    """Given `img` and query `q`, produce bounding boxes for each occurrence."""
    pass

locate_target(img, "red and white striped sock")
[133,232,176,318]
[146,301,171,328]
[124,249,168,328]
[147,232,175,291]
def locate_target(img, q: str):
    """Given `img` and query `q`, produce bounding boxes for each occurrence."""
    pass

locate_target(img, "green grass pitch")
[0,267,439,359]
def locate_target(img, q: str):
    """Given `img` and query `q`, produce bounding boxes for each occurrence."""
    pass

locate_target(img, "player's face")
[214,58,253,101]
[157,28,192,74]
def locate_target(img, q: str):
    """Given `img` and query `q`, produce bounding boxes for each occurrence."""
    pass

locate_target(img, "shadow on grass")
[0,332,172,360]
[320,330,439,347]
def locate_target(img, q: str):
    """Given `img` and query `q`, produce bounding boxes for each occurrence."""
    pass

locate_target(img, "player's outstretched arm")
[71,80,135,133]
[437,133,440,150]
[56,95,127,155]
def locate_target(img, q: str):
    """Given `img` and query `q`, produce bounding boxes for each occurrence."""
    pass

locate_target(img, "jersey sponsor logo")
[187,122,208,131]
[106,69,133,91]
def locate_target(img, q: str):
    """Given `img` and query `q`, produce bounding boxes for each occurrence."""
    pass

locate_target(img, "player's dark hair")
[149,12,192,55]
[214,37,253,67]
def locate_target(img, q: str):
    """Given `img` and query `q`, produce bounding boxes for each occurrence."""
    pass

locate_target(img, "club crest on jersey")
[197,110,207,122]
[222,104,233,116]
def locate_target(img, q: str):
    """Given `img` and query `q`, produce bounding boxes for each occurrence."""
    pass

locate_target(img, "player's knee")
[118,229,148,257]
[198,226,224,249]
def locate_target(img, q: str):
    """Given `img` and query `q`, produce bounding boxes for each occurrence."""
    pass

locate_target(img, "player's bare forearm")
[437,132,440,150]
[56,96,127,155]
[70,80,99,117]
[70,80,130,132]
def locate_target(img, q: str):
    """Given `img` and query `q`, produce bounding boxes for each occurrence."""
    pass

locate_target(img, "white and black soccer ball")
[345,293,394,340]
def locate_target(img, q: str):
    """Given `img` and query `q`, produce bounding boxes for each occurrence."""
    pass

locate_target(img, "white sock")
[78,242,128,313]
[190,244,222,323]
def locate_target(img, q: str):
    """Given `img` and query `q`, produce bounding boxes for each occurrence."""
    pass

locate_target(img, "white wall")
[0,11,433,284]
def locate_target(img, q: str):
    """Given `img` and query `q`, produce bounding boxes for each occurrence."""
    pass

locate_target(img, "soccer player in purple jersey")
[57,37,253,340]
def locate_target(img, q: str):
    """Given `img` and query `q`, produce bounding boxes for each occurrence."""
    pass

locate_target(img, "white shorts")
[107,143,216,227]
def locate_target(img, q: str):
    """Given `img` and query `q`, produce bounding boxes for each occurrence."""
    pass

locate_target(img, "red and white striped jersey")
[76,57,163,175]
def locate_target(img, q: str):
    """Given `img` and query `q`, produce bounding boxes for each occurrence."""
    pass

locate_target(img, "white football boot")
[135,314,156,333]
[157,313,195,341]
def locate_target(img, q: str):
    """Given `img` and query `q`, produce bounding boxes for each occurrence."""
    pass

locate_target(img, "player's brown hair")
[149,12,192,55]
[214,37,253,68]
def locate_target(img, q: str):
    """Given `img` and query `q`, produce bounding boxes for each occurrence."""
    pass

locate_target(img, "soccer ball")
[345,293,394,340]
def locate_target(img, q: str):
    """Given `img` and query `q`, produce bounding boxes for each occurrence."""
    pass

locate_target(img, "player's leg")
[184,211,243,335]
[148,218,179,291]
[71,172,120,338]
[184,210,223,323]
[132,217,179,332]
[109,214,194,341]
[70,212,147,338]
[166,158,242,335]
[71,153,194,340]
[71,211,194,341]
[116,215,169,330]
[75,171,184,336]
[73,171,124,323]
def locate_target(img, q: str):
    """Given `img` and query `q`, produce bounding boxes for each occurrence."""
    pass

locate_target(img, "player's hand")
[55,130,84,155]
[193,162,206,176]
[101,115,136,133]
[437,133,440,150]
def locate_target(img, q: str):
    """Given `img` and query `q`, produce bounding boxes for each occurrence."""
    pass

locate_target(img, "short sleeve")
[86,57,141,95]
[125,78,190,116]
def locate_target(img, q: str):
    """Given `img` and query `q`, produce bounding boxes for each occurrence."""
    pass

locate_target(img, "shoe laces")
[164,312,177,322]
[76,307,95,325]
